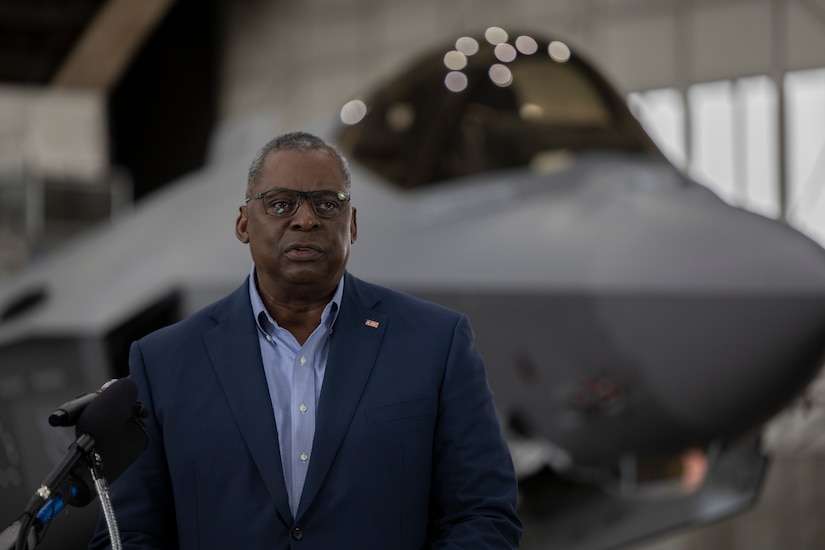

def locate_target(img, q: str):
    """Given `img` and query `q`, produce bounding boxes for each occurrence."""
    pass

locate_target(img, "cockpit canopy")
[336,30,663,189]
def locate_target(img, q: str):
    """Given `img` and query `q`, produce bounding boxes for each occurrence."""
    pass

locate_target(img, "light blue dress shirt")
[248,266,343,517]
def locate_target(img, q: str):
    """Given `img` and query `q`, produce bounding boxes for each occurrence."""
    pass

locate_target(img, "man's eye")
[314,200,339,212]
[268,200,293,211]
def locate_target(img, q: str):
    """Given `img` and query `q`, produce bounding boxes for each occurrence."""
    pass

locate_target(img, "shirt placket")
[290,348,316,515]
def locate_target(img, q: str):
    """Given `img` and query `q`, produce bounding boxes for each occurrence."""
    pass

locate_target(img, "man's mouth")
[284,244,322,260]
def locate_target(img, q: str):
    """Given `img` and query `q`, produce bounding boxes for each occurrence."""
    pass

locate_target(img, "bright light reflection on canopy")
[443,50,467,70]
[445,71,468,92]
[340,99,368,125]
[515,35,538,55]
[455,36,479,56]
[488,63,513,87]
[494,43,517,63]
[520,103,544,120]
[387,102,415,132]
[484,26,508,45]
[548,40,571,62]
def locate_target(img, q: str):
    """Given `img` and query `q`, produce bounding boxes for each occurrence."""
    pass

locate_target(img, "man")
[90,131,522,549]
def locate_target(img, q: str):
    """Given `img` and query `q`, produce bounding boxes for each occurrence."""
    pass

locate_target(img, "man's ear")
[235,206,250,243]
[350,207,358,244]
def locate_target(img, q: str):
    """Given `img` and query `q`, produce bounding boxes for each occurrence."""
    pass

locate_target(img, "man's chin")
[280,266,337,288]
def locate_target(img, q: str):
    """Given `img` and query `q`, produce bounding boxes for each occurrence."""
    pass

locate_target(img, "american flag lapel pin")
[365,319,380,329]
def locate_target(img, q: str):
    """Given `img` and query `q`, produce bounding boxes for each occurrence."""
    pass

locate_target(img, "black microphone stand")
[8,437,91,550]
[2,436,129,550]
[9,433,96,550]
[0,521,34,550]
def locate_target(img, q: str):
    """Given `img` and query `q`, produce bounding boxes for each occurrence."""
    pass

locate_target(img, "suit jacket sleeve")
[428,313,522,548]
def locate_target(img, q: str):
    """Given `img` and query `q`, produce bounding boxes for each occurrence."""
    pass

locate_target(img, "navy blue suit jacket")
[90,272,521,549]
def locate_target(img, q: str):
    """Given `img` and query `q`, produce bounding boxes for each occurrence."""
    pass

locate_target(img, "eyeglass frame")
[245,187,352,219]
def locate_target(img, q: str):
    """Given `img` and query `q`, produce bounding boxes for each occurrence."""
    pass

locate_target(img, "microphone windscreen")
[75,378,138,443]
[67,417,149,507]
[96,417,149,483]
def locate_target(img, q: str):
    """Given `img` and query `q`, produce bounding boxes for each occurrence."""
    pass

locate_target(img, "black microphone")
[65,412,149,506]
[33,413,149,530]
[48,378,121,427]
[48,392,98,427]
[22,379,139,517]
[13,379,140,550]
[74,378,138,442]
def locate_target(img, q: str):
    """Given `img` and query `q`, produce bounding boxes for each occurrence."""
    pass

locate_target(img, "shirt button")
[299,404,307,413]
[292,527,303,540]
[299,356,307,365]
[300,453,308,462]
[265,335,271,342]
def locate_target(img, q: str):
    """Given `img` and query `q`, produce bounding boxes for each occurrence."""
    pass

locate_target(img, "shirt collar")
[248,264,344,334]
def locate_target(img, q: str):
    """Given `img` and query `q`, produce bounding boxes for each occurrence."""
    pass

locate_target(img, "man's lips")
[284,243,323,260]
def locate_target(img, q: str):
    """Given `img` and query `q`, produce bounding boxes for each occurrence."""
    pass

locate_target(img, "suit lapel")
[202,281,294,524]
[296,273,387,519]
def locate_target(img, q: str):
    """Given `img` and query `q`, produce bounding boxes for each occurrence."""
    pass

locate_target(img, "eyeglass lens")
[261,189,349,218]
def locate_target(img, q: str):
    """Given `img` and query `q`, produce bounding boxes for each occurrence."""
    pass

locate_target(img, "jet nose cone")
[545,183,825,464]
[585,181,825,294]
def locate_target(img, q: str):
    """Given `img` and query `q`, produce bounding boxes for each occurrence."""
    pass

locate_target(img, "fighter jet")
[2,28,825,550]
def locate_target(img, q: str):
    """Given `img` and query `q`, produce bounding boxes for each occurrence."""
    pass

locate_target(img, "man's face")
[235,148,357,298]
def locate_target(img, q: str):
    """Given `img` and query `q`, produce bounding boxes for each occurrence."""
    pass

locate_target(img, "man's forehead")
[259,149,345,184]
[266,148,341,171]
[265,147,335,164]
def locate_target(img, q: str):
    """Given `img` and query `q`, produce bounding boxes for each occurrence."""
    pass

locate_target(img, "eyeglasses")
[245,188,351,219]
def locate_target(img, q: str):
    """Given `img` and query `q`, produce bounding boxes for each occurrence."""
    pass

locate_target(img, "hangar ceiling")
[2,0,824,94]
[0,0,106,85]
[0,0,173,91]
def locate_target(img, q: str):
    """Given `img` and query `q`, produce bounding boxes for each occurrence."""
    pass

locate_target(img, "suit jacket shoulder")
[344,272,465,324]
[138,280,252,346]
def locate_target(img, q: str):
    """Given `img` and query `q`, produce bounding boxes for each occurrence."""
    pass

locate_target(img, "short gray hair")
[247,131,351,192]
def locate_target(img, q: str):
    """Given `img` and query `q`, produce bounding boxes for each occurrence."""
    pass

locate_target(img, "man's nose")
[291,198,320,228]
